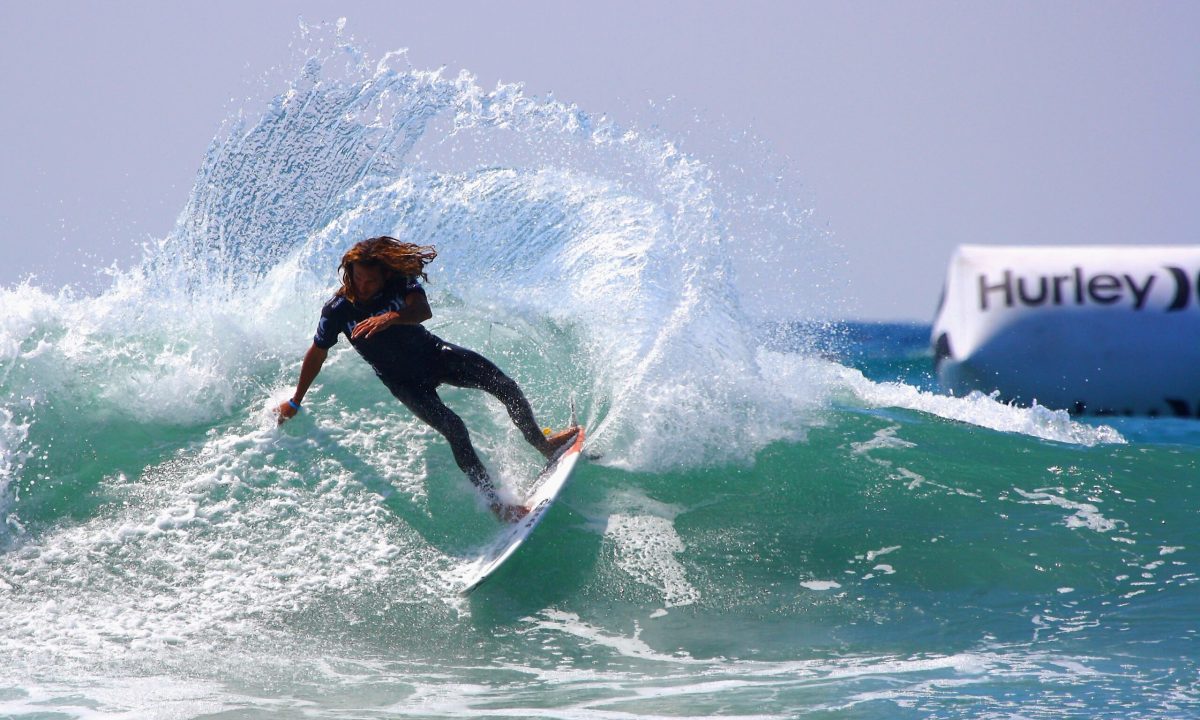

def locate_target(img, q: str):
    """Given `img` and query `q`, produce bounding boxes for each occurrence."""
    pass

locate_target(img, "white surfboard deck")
[459,426,586,596]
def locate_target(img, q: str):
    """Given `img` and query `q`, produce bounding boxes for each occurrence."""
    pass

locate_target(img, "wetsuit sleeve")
[408,277,427,302]
[313,302,342,349]
[382,276,425,313]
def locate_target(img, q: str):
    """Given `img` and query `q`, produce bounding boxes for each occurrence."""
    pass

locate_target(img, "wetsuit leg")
[433,342,550,452]
[385,381,496,498]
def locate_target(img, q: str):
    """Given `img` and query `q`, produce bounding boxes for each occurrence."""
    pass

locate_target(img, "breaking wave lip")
[845,370,1127,446]
[756,349,1125,447]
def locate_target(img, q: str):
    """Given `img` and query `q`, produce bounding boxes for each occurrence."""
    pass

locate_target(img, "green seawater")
[3,316,1196,718]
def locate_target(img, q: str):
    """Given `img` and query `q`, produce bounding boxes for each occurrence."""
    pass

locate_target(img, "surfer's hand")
[275,400,298,425]
[350,312,397,340]
[492,502,530,524]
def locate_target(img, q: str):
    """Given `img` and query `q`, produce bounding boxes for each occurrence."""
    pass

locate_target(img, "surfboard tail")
[459,423,587,596]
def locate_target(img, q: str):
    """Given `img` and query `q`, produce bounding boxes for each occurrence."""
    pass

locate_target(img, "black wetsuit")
[313,277,546,496]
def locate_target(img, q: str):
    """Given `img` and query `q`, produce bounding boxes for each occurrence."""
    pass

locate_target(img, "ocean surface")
[2,33,1198,719]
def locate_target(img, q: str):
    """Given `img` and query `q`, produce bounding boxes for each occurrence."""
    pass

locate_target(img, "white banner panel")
[931,245,1200,416]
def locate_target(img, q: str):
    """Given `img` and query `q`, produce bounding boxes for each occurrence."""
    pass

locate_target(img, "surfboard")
[459,425,586,595]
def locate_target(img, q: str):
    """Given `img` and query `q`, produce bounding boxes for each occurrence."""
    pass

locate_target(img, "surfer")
[275,236,578,522]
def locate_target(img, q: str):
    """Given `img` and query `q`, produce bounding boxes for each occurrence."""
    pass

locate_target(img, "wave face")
[1,30,1196,719]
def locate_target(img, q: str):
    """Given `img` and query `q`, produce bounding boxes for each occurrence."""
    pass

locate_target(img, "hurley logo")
[978,267,1199,312]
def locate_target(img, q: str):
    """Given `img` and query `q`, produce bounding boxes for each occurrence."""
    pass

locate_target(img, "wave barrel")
[931,245,1200,416]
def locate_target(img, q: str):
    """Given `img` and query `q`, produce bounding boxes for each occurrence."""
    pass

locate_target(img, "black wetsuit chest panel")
[313,281,441,382]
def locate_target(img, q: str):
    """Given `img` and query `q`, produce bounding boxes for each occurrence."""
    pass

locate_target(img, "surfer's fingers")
[352,316,383,339]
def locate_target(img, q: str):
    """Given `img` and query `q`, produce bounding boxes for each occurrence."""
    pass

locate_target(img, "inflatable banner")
[931,245,1200,416]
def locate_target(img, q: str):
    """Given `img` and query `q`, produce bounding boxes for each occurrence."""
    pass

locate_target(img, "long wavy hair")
[336,236,438,303]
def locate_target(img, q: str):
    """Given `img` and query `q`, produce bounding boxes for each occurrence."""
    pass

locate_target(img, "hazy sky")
[1,1,1197,320]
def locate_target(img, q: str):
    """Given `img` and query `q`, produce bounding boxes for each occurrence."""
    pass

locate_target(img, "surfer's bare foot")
[491,502,530,523]
[541,426,579,459]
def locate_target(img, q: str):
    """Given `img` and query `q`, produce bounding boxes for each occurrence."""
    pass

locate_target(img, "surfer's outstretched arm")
[276,344,328,423]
